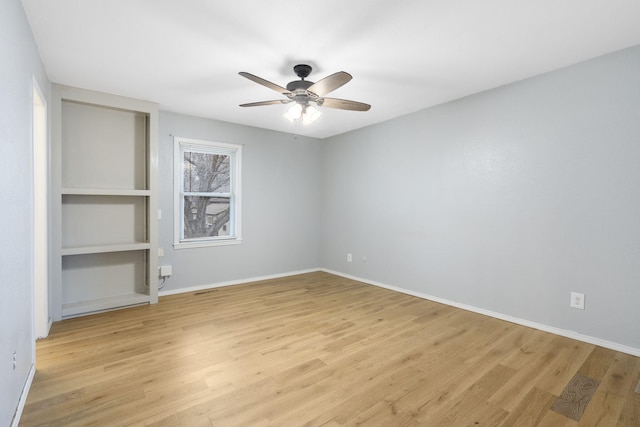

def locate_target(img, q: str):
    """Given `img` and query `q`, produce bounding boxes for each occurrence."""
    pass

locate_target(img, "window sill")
[173,238,242,250]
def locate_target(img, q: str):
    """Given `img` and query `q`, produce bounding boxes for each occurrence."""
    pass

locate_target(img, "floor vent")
[194,289,218,295]
[550,374,600,421]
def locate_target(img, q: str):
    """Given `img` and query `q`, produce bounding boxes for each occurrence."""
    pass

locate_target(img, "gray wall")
[4,6,639,421]
[321,45,640,350]
[0,0,50,424]
[157,112,321,292]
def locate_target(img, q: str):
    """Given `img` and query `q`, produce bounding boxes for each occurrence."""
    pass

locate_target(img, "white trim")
[321,268,640,358]
[173,238,243,250]
[159,268,321,296]
[173,136,242,248]
[32,76,49,340]
[11,363,36,427]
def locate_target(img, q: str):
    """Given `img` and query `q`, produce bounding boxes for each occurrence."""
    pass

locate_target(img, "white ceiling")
[21,0,640,139]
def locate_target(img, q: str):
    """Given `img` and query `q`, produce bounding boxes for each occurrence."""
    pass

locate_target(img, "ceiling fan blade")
[239,72,290,95]
[307,72,352,96]
[319,98,371,111]
[239,100,290,107]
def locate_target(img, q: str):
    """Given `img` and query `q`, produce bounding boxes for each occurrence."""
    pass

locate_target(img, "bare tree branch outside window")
[183,151,231,239]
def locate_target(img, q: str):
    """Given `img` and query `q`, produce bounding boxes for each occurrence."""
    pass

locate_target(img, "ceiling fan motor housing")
[287,80,314,92]
[287,64,315,92]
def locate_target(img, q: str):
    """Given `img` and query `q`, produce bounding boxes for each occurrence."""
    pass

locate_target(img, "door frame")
[32,76,50,339]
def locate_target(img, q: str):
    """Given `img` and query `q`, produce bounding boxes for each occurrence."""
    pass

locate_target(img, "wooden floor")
[21,272,640,426]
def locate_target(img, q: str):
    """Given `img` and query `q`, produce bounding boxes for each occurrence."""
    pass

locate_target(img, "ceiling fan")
[239,64,371,124]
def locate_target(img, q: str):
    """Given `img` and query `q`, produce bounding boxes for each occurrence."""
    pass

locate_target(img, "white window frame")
[173,136,242,249]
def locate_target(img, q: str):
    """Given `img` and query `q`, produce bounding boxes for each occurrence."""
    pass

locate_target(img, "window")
[174,137,242,248]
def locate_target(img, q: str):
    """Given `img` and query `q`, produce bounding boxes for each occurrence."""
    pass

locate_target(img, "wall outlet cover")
[570,292,585,310]
[160,265,173,277]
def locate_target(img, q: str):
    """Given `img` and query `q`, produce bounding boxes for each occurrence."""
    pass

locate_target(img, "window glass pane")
[183,151,231,193]
[183,195,230,239]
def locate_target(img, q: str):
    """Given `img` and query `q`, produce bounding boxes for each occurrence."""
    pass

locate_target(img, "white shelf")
[61,242,150,256]
[62,188,150,196]
[62,293,150,318]
[52,84,159,321]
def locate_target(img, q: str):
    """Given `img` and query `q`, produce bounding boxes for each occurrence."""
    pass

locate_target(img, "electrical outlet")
[159,265,173,277]
[12,352,16,370]
[570,292,585,310]
[347,253,352,263]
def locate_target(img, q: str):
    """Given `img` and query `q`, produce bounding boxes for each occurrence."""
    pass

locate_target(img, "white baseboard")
[321,268,640,358]
[11,363,35,427]
[159,268,322,297]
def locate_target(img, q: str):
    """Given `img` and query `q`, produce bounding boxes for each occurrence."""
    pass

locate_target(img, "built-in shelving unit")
[51,85,158,320]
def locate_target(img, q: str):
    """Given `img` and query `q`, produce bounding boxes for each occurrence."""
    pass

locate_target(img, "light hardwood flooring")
[21,272,640,426]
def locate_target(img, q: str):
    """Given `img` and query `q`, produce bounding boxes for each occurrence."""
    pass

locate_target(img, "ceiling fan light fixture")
[284,103,322,125]
[284,103,303,122]
[302,105,321,125]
